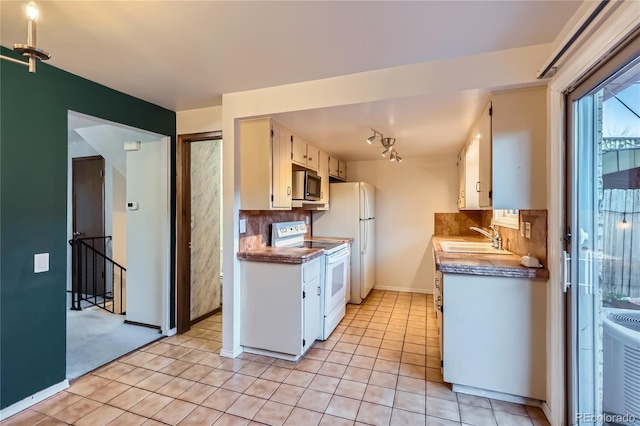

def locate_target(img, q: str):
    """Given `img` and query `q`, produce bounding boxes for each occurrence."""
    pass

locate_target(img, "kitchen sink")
[440,241,511,255]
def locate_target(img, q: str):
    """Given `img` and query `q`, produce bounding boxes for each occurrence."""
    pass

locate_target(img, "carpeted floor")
[66,302,161,380]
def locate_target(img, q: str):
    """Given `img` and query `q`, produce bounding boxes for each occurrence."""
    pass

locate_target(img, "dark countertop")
[238,236,353,264]
[237,247,324,264]
[432,236,549,280]
[309,236,354,243]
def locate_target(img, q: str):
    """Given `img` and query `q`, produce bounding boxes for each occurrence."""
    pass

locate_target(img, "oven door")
[325,247,349,314]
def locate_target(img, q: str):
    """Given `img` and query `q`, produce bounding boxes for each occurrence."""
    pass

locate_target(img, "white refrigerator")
[312,182,375,304]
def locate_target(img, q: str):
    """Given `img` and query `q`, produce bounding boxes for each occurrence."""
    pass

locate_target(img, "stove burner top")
[301,241,343,250]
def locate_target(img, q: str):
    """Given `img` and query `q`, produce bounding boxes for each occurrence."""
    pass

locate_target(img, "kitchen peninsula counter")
[432,236,549,280]
[237,247,323,264]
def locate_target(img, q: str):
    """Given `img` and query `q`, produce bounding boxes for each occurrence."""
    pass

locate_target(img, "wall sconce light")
[0,2,51,73]
[366,129,402,163]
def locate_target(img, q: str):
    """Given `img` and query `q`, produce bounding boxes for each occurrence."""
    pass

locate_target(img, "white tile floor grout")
[2,291,551,426]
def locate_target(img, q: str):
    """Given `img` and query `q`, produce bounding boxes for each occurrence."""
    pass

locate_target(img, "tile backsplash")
[239,210,311,251]
[434,210,548,266]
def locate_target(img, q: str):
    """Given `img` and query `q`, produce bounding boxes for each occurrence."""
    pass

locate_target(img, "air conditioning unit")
[603,310,640,426]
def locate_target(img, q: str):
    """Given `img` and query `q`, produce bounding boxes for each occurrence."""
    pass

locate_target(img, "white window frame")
[493,209,519,229]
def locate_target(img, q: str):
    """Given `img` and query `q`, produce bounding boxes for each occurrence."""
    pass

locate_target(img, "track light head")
[367,129,401,163]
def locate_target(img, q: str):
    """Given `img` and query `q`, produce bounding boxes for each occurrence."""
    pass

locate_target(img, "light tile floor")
[2,291,551,426]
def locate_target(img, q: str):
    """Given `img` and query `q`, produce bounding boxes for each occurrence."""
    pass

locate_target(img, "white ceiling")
[2,1,583,160]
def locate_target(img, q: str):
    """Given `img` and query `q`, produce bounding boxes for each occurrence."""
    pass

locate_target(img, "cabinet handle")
[303,155,307,159]
[308,157,312,161]
[317,286,321,296]
[287,186,291,195]
[476,181,480,192]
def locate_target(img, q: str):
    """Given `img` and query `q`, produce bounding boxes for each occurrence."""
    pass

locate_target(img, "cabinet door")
[338,160,347,180]
[457,147,466,209]
[329,157,340,178]
[303,276,321,351]
[306,143,320,171]
[291,134,307,165]
[491,87,547,209]
[318,151,330,205]
[464,134,480,209]
[478,102,492,207]
[271,123,292,208]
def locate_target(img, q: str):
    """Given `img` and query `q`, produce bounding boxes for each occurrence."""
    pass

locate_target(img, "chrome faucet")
[469,226,503,250]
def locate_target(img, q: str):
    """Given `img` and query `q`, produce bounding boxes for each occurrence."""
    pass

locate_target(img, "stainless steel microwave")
[292,171,321,201]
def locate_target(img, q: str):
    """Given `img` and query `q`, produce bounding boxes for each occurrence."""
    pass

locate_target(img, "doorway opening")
[176,131,223,346]
[66,111,171,380]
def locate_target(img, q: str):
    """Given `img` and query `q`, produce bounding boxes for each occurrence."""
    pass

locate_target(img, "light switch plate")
[520,221,525,237]
[525,222,532,239]
[239,219,247,234]
[34,253,49,273]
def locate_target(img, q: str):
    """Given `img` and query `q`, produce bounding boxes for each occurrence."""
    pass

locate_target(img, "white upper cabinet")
[457,146,466,209]
[461,86,547,210]
[240,118,292,210]
[328,157,347,181]
[292,134,319,172]
[491,87,547,209]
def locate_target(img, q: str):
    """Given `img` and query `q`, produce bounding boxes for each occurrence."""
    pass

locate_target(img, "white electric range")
[272,221,350,340]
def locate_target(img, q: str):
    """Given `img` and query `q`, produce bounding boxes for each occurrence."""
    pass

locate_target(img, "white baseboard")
[373,285,433,295]
[243,346,303,362]
[541,401,555,426]
[451,384,543,408]
[163,327,177,337]
[220,346,244,359]
[0,380,69,421]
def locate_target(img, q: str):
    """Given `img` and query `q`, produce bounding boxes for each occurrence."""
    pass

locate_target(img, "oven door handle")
[327,250,350,264]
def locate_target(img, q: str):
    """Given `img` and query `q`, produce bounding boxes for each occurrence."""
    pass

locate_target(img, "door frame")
[176,131,223,333]
[71,155,106,303]
[545,6,638,425]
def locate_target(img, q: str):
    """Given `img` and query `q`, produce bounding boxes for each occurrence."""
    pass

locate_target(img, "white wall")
[177,106,223,134]
[126,139,169,327]
[112,169,127,267]
[348,157,459,293]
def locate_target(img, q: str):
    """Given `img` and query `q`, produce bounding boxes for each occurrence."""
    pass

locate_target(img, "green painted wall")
[0,47,176,409]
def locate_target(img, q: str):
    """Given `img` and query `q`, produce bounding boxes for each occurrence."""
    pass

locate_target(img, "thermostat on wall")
[124,141,141,151]
[127,201,139,210]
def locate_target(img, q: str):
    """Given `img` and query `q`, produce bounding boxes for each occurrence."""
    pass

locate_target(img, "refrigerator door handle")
[361,185,367,220]
[361,219,367,255]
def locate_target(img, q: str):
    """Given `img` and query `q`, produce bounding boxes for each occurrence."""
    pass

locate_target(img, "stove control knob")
[281,228,286,233]
[294,225,299,231]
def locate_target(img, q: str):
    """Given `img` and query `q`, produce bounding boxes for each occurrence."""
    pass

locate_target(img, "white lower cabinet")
[240,258,321,360]
[442,273,546,400]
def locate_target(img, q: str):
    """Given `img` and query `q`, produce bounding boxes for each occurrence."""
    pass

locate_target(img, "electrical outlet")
[239,219,246,234]
[520,221,525,237]
[305,216,310,225]
[525,222,532,239]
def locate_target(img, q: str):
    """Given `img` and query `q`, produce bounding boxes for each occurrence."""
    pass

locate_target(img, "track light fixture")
[0,2,51,73]
[366,129,402,163]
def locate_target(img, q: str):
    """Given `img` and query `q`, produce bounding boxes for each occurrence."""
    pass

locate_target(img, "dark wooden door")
[72,156,105,298]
